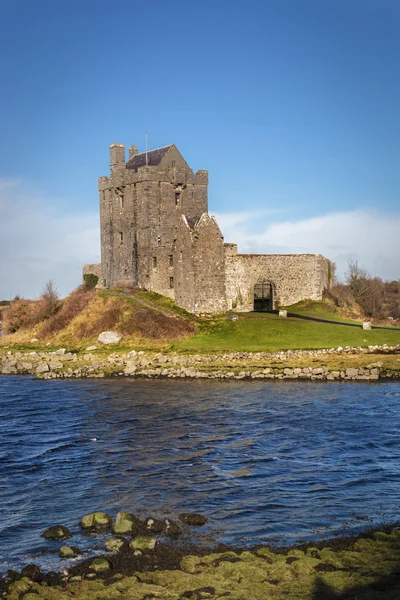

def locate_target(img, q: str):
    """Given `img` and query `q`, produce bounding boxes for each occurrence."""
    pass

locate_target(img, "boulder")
[363,322,372,330]
[80,511,112,530]
[97,331,122,345]
[113,511,137,535]
[59,545,81,559]
[164,519,182,538]
[129,536,157,551]
[179,513,208,527]
[41,525,72,540]
[105,537,125,552]
[21,564,42,582]
[89,558,111,573]
[145,517,164,533]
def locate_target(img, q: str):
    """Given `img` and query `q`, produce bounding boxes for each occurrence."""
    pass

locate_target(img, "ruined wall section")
[173,217,196,313]
[225,246,329,310]
[190,215,227,314]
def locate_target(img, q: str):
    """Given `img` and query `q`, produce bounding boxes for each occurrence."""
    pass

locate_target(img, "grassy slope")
[175,312,400,353]
[1,291,400,354]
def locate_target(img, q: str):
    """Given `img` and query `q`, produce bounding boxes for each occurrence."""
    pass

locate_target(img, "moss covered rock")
[105,537,125,552]
[80,511,112,530]
[89,558,111,573]
[113,511,137,535]
[129,536,157,551]
[59,545,81,558]
[41,525,72,540]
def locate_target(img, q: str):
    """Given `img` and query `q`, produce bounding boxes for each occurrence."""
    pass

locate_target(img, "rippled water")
[1,375,400,572]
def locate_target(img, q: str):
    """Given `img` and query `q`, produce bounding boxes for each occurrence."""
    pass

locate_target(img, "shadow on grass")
[312,568,400,600]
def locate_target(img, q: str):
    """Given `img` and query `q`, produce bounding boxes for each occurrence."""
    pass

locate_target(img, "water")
[1,376,400,572]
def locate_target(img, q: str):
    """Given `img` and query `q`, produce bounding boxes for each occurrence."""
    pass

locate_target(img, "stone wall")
[225,246,329,310]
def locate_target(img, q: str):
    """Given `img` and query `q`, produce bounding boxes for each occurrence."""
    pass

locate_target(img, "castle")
[83,143,330,314]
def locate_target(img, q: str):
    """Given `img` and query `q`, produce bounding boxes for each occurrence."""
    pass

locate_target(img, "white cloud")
[214,209,400,281]
[1,178,398,301]
[0,179,100,299]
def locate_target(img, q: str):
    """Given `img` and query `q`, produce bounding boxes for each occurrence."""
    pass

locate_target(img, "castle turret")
[110,143,125,173]
[129,145,138,160]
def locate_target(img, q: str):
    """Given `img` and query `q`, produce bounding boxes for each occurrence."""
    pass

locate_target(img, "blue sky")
[0,0,399,298]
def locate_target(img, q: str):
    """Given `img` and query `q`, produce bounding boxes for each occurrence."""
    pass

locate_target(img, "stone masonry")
[84,143,331,314]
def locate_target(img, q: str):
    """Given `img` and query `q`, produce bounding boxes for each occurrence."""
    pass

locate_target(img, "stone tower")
[97,143,228,313]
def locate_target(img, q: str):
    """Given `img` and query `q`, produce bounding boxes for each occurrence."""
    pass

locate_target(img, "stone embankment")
[1,344,399,381]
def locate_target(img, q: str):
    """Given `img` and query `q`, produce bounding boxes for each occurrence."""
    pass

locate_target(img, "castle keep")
[85,143,330,314]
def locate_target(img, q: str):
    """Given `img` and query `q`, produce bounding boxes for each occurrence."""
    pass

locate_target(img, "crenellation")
[87,141,331,314]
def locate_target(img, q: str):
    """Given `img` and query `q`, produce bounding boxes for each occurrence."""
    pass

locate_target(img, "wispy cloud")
[1,179,398,301]
[214,209,400,281]
[0,179,100,299]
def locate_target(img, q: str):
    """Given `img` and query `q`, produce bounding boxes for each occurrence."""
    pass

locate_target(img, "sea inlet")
[1,376,400,572]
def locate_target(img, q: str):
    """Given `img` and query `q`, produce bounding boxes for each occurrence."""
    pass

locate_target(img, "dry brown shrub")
[40,286,95,337]
[120,308,194,339]
[3,299,37,334]
[77,305,122,338]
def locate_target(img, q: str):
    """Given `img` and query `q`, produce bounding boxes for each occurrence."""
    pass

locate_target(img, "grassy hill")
[1,288,400,353]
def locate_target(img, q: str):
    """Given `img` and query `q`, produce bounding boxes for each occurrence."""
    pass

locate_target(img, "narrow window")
[119,232,123,244]
[169,277,174,288]
[157,236,161,246]
[169,255,173,266]
[172,160,176,168]
[175,192,181,206]
[120,195,124,210]
[153,256,157,268]
[180,250,183,261]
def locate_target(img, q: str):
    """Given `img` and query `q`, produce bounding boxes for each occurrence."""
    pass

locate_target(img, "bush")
[3,298,36,333]
[40,286,95,337]
[83,274,99,289]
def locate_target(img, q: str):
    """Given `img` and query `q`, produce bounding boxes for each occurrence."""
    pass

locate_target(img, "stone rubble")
[0,344,399,381]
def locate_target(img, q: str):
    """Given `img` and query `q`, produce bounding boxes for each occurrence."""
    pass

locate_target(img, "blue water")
[1,376,400,572]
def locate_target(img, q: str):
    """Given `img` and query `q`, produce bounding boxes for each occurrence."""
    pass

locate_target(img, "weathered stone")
[80,511,112,530]
[105,537,125,552]
[89,558,111,573]
[164,519,182,538]
[97,331,122,345]
[36,362,49,374]
[346,368,359,378]
[42,525,72,540]
[363,322,372,330]
[179,513,208,527]
[124,361,137,375]
[129,536,157,551]
[59,545,81,558]
[113,511,137,534]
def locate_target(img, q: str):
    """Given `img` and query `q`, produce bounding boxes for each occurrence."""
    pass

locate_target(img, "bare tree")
[345,260,385,318]
[40,280,60,318]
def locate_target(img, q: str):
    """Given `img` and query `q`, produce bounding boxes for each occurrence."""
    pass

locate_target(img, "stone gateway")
[84,143,331,314]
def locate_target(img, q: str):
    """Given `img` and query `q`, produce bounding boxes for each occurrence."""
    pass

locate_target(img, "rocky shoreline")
[2,509,400,599]
[1,344,400,381]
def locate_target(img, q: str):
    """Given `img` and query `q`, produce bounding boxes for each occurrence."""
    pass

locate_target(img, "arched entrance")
[253,279,274,311]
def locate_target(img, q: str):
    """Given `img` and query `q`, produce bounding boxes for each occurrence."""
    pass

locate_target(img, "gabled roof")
[126,145,173,169]
[185,216,200,229]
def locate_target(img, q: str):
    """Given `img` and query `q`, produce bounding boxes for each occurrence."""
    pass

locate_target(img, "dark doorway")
[254,280,273,311]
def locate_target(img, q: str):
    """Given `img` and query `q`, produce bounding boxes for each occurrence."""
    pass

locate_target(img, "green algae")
[5,529,400,599]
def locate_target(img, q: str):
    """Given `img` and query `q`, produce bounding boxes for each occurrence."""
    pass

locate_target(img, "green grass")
[174,312,400,353]
[283,299,361,324]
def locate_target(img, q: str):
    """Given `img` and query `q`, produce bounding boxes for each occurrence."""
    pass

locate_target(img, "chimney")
[129,145,138,160]
[110,143,125,173]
